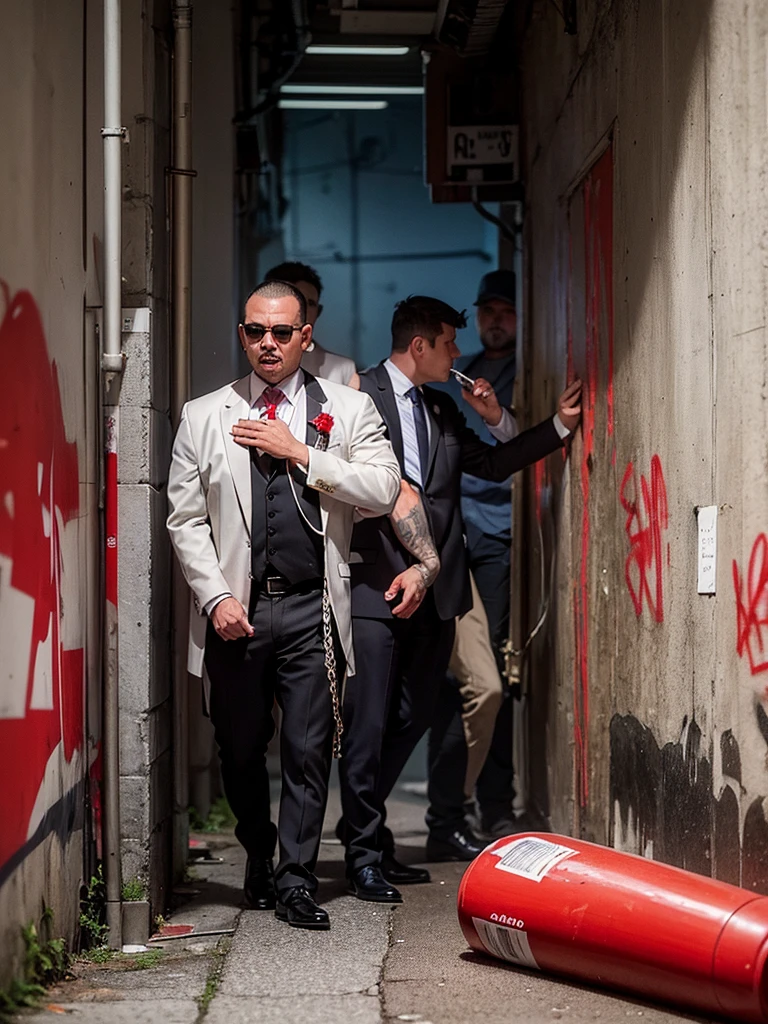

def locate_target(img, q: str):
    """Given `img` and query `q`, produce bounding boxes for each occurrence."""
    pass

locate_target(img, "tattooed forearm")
[389,482,440,586]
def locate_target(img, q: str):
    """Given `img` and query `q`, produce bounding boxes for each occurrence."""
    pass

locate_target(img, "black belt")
[257,572,322,596]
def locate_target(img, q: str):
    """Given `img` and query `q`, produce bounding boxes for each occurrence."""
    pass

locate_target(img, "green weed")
[131,949,162,970]
[196,938,230,1022]
[189,797,236,834]
[79,865,108,950]
[0,912,70,1019]
[121,877,147,902]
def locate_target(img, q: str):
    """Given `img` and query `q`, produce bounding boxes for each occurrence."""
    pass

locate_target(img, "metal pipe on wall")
[102,0,126,949]
[171,0,193,881]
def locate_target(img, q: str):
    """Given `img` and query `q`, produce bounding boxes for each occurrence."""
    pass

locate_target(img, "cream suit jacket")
[167,372,400,678]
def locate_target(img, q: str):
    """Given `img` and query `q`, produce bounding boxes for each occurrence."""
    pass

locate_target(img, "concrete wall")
[519,0,768,887]
[0,0,97,982]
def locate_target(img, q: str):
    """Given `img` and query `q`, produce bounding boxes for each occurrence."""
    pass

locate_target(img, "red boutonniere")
[311,412,334,450]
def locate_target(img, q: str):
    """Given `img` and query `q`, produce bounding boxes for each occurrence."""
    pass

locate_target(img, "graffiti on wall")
[733,533,768,680]
[611,711,768,892]
[568,145,614,806]
[619,455,669,623]
[0,283,85,886]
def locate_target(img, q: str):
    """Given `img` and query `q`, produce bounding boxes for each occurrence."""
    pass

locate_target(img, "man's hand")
[232,418,310,467]
[385,565,428,619]
[557,379,583,432]
[210,597,254,640]
[460,377,503,426]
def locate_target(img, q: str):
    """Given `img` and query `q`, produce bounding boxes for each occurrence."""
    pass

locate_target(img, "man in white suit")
[167,280,400,930]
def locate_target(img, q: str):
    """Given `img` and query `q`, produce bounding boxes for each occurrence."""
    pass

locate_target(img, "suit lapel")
[423,386,442,488]
[301,371,329,535]
[221,376,253,536]
[368,362,405,470]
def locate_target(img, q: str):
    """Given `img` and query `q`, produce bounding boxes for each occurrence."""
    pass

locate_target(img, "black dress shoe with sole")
[347,865,403,903]
[381,854,431,885]
[426,829,486,862]
[243,856,276,910]
[275,886,330,930]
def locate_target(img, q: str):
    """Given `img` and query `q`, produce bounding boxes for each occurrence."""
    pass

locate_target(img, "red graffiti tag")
[0,283,84,875]
[620,455,669,623]
[733,534,768,676]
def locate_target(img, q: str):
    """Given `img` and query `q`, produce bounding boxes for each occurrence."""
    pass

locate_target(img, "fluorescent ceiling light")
[305,45,410,56]
[282,84,423,95]
[279,99,389,110]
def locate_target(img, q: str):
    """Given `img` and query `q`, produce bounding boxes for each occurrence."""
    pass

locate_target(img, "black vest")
[250,453,323,584]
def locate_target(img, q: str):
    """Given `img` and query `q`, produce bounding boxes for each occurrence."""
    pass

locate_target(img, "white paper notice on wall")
[697,505,717,594]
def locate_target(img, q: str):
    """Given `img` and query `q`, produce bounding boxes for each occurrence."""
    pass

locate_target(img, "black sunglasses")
[241,323,304,343]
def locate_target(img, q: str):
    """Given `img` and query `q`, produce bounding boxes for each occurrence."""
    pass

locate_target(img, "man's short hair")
[244,280,307,323]
[391,296,467,353]
[264,261,323,298]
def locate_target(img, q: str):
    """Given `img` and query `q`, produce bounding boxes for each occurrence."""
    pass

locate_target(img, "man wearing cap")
[431,269,523,844]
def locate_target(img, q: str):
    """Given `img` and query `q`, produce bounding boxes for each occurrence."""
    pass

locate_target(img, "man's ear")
[412,335,425,356]
[300,323,313,351]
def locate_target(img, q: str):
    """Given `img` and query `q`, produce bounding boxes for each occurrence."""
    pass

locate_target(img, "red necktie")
[262,386,285,420]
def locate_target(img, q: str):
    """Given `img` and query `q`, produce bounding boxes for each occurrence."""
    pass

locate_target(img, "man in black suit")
[340,296,581,899]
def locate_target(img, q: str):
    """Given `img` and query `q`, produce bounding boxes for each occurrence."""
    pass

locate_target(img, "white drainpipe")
[102,0,126,949]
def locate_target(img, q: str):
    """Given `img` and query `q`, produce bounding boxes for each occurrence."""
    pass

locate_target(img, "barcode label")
[490,836,577,881]
[472,918,539,970]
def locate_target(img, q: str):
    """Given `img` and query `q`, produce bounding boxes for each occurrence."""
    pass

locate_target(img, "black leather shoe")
[426,829,487,862]
[347,865,403,903]
[243,856,276,910]
[381,854,431,885]
[275,886,330,930]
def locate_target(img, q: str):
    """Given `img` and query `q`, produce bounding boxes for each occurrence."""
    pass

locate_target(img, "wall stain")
[610,712,768,892]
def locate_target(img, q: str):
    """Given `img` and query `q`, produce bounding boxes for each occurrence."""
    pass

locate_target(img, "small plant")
[197,937,230,1019]
[189,797,236,834]
[121,877,147,902]
[79,866,108,950]
[0,913,70,1018]
[78,947,115,964]
[131,949,162,970]
[154,913,167,932]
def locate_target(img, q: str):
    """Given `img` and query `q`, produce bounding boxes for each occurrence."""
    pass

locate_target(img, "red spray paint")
[619,455,669,623]
[568,146,614,805]
[0,283,84,876]
[733,534,768,677]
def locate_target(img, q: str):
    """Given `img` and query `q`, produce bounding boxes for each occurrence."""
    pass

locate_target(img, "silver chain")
[322,582,344,758]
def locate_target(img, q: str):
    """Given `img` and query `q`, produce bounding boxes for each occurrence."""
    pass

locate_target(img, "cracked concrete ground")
[17,771,724,1024]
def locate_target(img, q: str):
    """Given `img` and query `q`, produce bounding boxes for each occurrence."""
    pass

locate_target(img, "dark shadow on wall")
[610,710,768,892]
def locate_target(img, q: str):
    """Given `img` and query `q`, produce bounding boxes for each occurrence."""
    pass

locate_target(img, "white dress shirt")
[383,359,432,488]
[204,368,308,617]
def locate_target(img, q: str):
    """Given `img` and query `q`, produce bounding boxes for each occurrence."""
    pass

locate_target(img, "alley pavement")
[19,777,723,1024]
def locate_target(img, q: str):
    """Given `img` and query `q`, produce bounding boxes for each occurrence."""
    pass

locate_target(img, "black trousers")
[340,594,455,870]
[426,524,513,834]
[204,583,342,895]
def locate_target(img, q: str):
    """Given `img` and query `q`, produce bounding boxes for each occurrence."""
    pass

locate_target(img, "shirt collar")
[249,367,304,407]
[383,358,420,399]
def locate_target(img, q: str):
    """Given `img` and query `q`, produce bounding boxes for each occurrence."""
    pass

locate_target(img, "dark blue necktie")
[406,385,429,486]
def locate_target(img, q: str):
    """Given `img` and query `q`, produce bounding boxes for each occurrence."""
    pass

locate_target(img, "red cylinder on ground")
[457,832,768,1022]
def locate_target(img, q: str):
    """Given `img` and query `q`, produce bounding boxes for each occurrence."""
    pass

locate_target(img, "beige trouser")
[450,572,504,800]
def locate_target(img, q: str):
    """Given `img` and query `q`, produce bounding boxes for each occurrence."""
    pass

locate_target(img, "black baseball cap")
[475,270,517,307]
